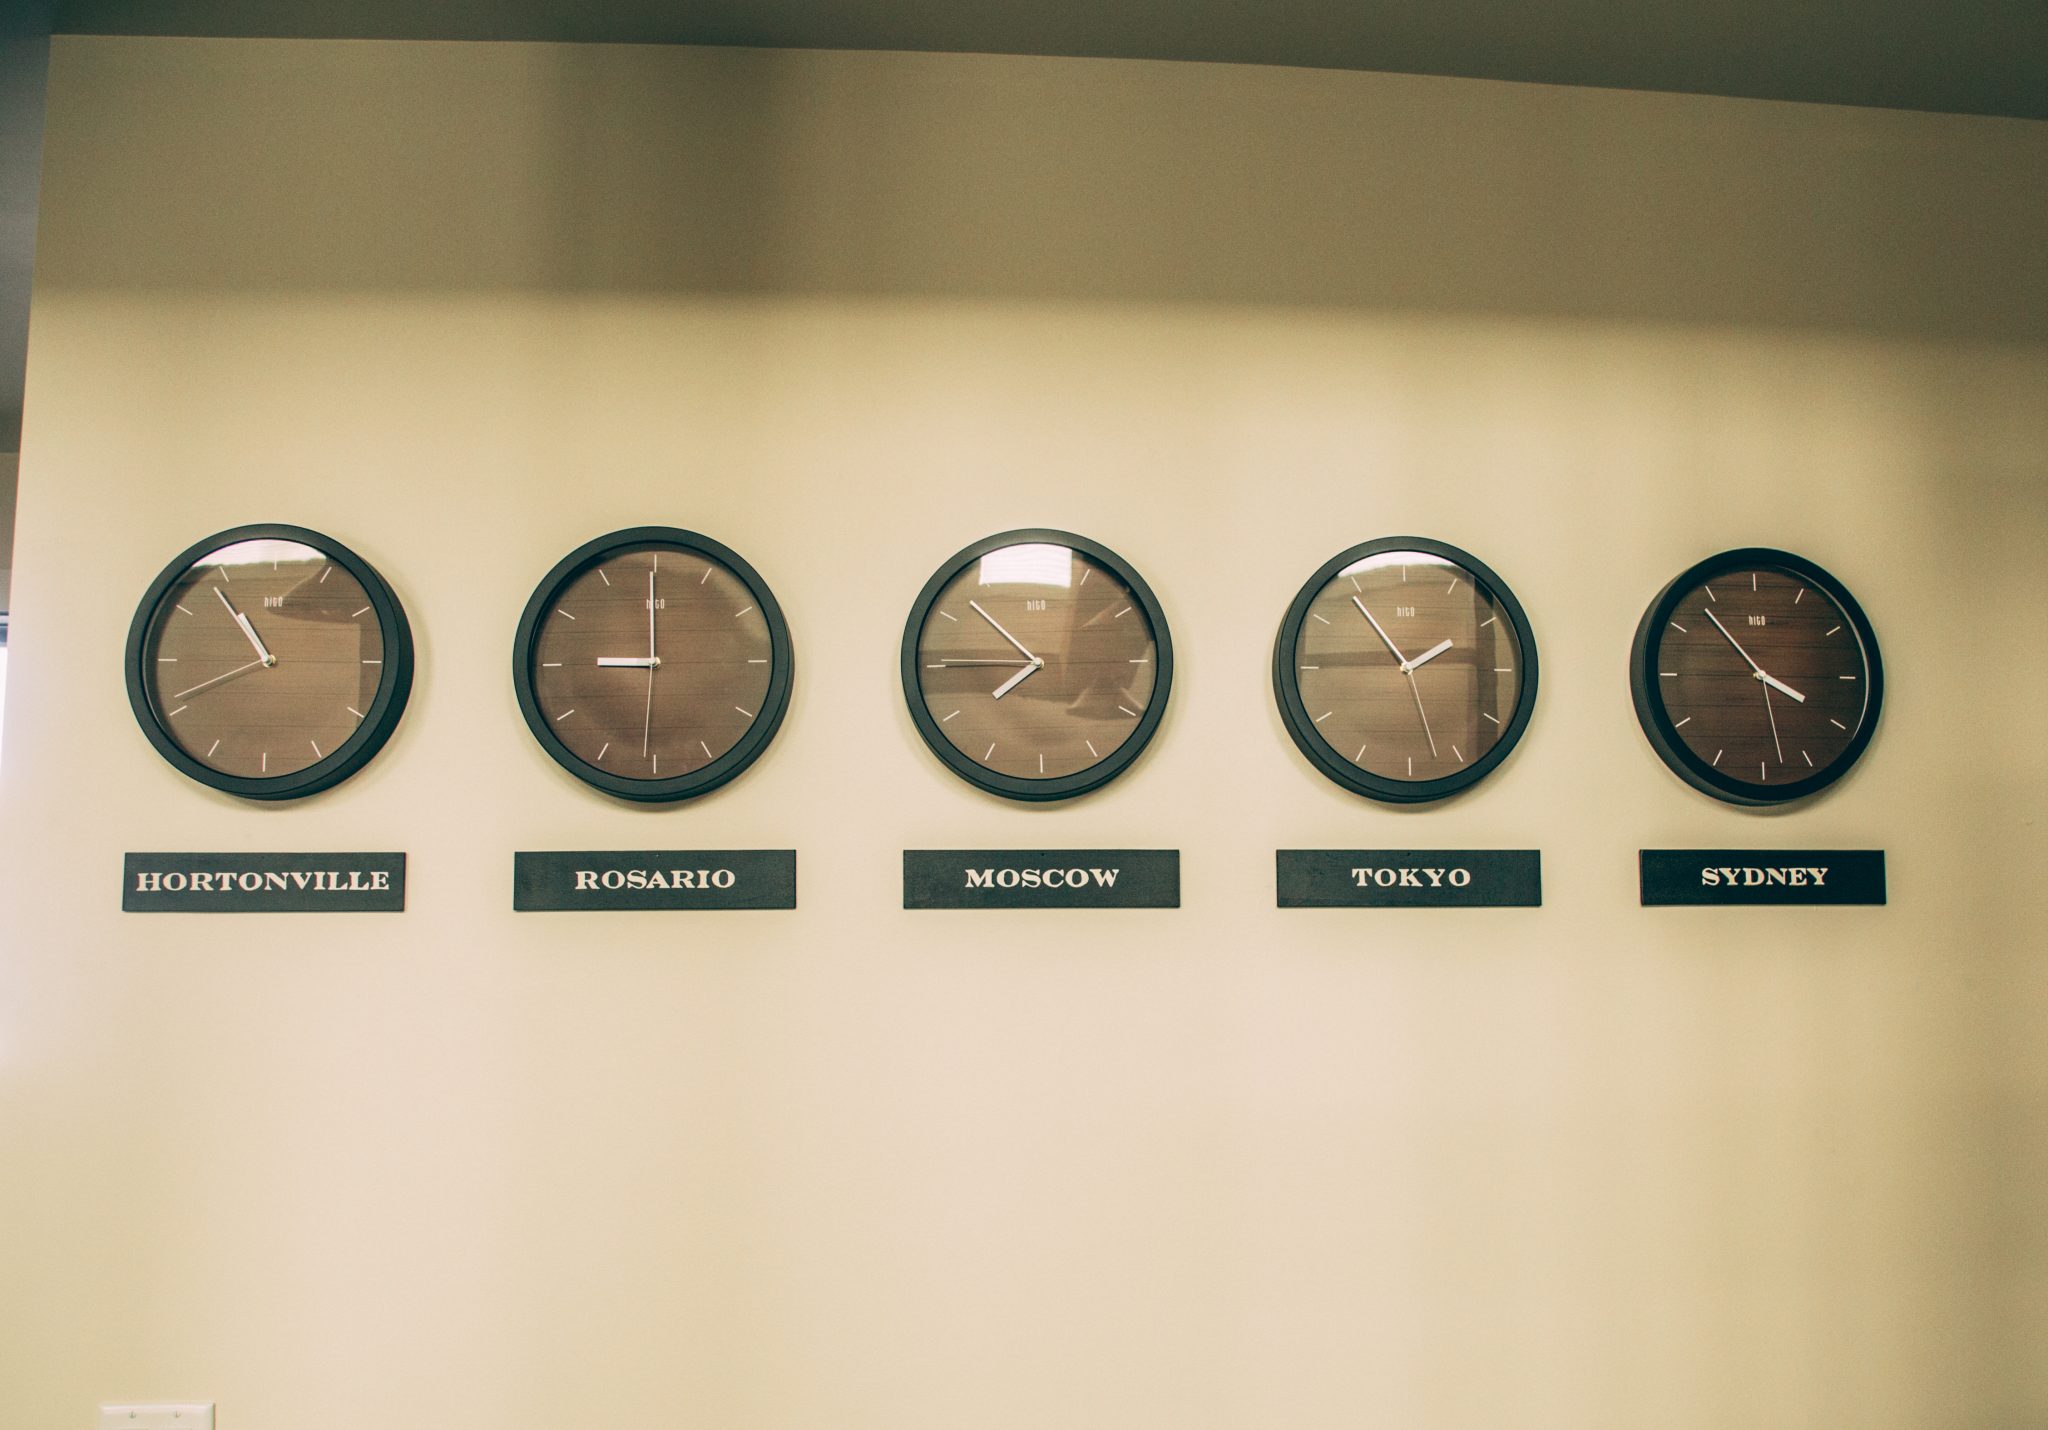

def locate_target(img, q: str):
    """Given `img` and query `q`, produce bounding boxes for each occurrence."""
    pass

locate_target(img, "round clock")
[513,527,794,802]
[1273,537,1538,802]
[901,529,1172,801]
[1630,547,1881,806]
[125,524,414,800]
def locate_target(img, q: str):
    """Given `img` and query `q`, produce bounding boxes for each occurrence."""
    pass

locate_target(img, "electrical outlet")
[99,1406,214,1430]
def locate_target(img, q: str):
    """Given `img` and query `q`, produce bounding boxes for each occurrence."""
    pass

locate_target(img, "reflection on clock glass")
[1650,565,1870,789]
[143,539,384,779]
[915,542,1158,780]
[1290,550,1523,782]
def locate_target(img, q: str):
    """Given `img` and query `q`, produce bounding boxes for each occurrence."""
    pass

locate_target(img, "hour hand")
[990,659,1043,699]
[1758,671,1805,703]
[1402,638,1453,673]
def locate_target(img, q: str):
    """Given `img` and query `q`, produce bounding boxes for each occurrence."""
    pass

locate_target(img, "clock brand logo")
[1700,865,1829,887]
[1351,865,1472,889]
[573,867,737,891]
[965,865,1121,890]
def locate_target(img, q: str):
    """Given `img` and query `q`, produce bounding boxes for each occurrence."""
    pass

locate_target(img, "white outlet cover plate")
[99,1406,215,1430]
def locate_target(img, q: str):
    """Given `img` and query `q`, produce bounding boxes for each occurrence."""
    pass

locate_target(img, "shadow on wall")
[34,40,2048,344]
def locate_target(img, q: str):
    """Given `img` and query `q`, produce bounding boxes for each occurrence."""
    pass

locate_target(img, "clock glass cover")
[1274,537,1538,802]
[125,524,414,799]
[902,529,1172,800]
[1631,547,1880,805]
[513,527,793,802]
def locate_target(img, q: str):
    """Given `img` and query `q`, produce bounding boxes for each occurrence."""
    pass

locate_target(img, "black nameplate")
[514,850,796,911]
[124,852,405,912]
[905,850,1179,909]
[1640,850,1885,906]
[1278,849,1541,907]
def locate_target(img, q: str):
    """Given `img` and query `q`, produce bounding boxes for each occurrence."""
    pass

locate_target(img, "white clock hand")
[1405,670,1438,758]
[1352,596,1409,666]
[1758,671,1806,704]
[1704,607,1806,703]
[1763,681,1784,762]
[216,586,275,666]
[990,659,1043,700]
[598,657,661,668]
[173,656,269,701]
[969,601,1039,664]
[1403,638,1454,673]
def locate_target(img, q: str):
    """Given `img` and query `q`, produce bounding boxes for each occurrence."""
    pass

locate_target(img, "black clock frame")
[124,523,415,801]
[1629,546,1883,808]
[900,528,1174,803]
[512,526,795,804]
[1272,536,1540,804]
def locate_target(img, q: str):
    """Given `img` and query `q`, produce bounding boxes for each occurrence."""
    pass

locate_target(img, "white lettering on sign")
[1350,866,1473,888]
[964,867,1122,889]
[1700,866,1829,887]
[133,866,393,892]
[571,868,738,891]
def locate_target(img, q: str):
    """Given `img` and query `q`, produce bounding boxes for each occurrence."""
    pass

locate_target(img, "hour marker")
[699,566,712,584]
[363,659,382,665]
[927,663,944,669]
[1712,749,1724,765]
[1086,740,1099,758]
[1401,566,1408,582]
[1314,710,1334,723]
[167,704,188,717]
[261,752,268,772]
[1446,576,1459,593]
[1350,575,1361,593]
[747,658,767,663]
[652,553,658,570]
[310,739,322,758]
[598,568,612,587]
[735,705,754,717]
[1830,718,1848,730]
[1674,716,1692,728]
[1452,745,1465,763]
[942,710,960,722]
[554,708,574,722]
[596,743,609,761]
[1129,657,1148,664]
[1825,625,1841,636]
[1114,606,1132,618]
[1039,753,1045,773]
[1839,674,1857,680]
[1802,750,1813,766]
[1479,616,1496,627]
[1751,572,1758,591]
[158,656,177,663]
[1669,621,1687,632]
[1705,585,1718,602]
[734,605,754,618]
[1794,588,1805,604]
[558,610,576,620]
[218,566,231,582]
[1660,671,1677,678]
[347,705,365,720]
[1482,712,1499,724]
[1760,762,1767,779]
[206,738,220,757]
[1355,744,1367,761]
[985,742,997,760]
[351,606,370,617]
[1300,665,1320,670]
[1407,756,1414,776]
[1078,568,1089,586]
[653,754,660,773]
[319,565,332,583]
[1312,612,1331,624]
[939,610,957,621]
[175,603,195,615]
[1493,667,1512,673]
[1117,704,1139,717]
[541,662,561,667]
[700,741,713,758]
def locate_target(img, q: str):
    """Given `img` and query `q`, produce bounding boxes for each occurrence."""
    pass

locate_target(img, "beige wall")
[3,36,2046,1430]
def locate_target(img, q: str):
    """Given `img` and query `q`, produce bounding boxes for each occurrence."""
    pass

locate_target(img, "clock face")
[902,530,1172,801]
[1632,549,1881,805]
[1273,538,1538,802]
[126,526,413,800]
[513,528,793,802]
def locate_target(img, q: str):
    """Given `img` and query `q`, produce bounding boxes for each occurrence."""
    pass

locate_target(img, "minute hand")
[1703,608,1805,703]
[968,601,1038,663]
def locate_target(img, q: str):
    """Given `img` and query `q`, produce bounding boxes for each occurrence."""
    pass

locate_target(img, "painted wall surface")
[3,37,2046,1430]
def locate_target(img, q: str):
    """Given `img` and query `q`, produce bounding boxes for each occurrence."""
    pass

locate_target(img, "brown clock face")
[141,537,388,781]
[525,542,774,783]
[1289,549,1527,786]
[1646,566,1872,792]
[903,533,1172,800]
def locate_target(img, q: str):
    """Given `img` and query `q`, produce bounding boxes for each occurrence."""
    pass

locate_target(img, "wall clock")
[901,529,1172,801]
[1273,536,1538,802]
[125,523,414,800]
[1630,547,1882,806]
[513,527,793,802]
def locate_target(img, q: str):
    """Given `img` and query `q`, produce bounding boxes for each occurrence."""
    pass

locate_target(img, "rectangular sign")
[904,850,1179,909]
[1277,849,1542,907]
[124,852,405,912]
[1640,849,1886,906]
[514,850,796,911]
